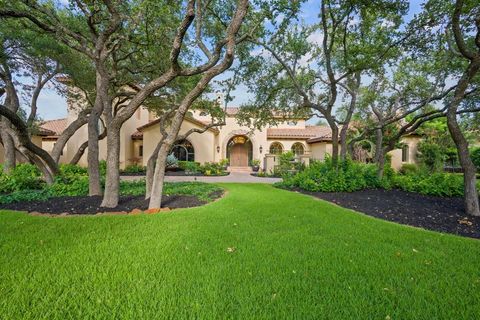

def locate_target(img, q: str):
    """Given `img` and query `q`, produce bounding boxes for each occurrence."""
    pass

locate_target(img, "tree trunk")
[330,124,339,166]
[101,127,121,208]
[87,111,102,196]
[87,70,108,196]
[446,64,480,216]
[145,141,162,199]
[148,143,171,209]
[0,129,16,172]
[374,128,385,179]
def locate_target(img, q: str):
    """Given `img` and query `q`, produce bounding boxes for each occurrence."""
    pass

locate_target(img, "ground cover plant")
[277,158,479,198]
[0,164,222,206]
[0,184,478,319]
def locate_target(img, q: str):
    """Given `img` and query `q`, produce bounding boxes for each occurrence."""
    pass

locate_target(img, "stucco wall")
[141,119,217,166]
[64,100,150,168]
[42,139,67,164]
[389,136,421,170]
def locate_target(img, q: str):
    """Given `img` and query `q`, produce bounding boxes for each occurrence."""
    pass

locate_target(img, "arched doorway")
[227,135,253,167]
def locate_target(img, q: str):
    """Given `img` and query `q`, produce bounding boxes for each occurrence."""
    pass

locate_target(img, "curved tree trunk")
[69,129,107,165]
[87,71,108,196]
[148,143,171,209]
[100,126,121,208]
[446,61,480,216]
[145,141,163,199]
[373,128,385,179]
[0,129,15,172]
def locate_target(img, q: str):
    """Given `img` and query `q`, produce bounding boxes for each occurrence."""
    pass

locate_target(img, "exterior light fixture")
[216,146,220,153]
[259,146,263,154]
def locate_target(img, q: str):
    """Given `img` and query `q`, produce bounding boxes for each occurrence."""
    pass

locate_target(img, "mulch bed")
[295,188,480,239]
[0,192,223,215]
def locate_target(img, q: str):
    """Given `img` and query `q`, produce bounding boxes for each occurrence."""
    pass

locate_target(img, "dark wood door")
[230,144,248,166]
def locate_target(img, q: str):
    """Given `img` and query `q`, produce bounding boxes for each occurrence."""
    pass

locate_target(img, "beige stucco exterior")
[1,98,422,172]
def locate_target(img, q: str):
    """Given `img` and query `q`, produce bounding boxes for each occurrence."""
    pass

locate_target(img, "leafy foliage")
[277,158,392,192]
[0,164,44,193]
[470,147,480,170]
[417,141,445,173]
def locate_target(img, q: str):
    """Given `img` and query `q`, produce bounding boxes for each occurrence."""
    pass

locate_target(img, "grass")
[0,183,479,319]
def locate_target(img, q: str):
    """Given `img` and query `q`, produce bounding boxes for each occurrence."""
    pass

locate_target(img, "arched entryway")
[227,135,253,167]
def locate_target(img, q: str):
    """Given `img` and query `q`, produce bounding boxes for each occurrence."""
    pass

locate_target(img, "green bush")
[200,162,224,175]
[50,175,90,196]
[392,172,466,197]
[417,141,444,173]
[471,147,480,170]
[0,164,44,193]
[399,163,419,175]
[278,158,388,192]
[182,161,201,174]
[0,189,51,204]
[122,164,146,174]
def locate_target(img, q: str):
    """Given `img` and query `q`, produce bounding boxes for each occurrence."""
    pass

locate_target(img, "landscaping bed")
[0,191,223,215]
[297,188,480,239]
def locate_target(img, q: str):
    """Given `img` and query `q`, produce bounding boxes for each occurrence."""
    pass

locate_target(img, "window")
[139,145,143,157]
[291,142,305,156]
[199,111,207,116]
[171,139,195,161]
[402,145,409,162]
[287,121,297,126]
[269,142,283,155]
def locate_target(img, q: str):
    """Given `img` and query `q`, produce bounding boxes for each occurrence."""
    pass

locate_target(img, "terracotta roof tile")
[40,118,68,137]
[131,130,143,139]
[267,125,332,140]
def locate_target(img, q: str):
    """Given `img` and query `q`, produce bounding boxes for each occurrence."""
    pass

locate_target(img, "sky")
[33,0,424,121]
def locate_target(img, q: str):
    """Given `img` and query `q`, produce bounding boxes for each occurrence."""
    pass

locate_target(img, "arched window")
[199,111,207,116]
[402,145,409,162]
[171,139,195,161]
[291,142,305,156]
[269,142,283,155]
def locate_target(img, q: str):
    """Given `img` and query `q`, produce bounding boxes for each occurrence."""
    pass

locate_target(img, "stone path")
[121,171,281,184]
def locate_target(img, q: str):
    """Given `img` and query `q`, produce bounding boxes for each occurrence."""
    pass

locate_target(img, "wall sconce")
[259,146,263,154]
[216,146,220,153]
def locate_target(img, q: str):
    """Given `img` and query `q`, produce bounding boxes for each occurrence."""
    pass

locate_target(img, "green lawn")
[0,184,479,319]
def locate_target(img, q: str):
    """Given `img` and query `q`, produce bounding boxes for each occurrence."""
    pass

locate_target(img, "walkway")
[121,171,281,184]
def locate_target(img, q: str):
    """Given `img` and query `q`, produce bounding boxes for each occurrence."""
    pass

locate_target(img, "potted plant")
[251,159,261,172]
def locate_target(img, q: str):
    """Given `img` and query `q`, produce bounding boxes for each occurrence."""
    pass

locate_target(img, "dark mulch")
[296,188,480,239]
[0,193,221,215]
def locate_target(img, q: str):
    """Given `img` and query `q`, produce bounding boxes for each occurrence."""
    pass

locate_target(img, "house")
[21,102,420,172]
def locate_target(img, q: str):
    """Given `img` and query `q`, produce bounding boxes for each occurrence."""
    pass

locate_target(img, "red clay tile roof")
[136,116,219,134]
[40,118,68,137]
[36,127,56,136]
[131,130,143,140]
[267,125,332,140]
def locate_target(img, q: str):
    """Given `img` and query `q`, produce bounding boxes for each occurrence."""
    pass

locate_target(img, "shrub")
[417,141,444,173]
[182,161,201,174]
[201,162,224,175]
[399,163,419,175]
[50,175,90,196]
[392,172,466,197]
[0,189,51,204]
[471,147,480,170]
[278,158,386,192]
[0,163,44,193]
[122,164,145,174]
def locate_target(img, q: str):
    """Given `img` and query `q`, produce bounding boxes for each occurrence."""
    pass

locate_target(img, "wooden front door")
[230,144,248,166]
